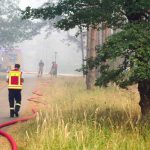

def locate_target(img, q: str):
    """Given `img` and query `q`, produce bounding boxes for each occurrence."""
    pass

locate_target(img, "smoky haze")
[19,0,82,75]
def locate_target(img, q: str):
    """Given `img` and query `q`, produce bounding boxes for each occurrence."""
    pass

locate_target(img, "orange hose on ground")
[28,99,46,105]
[32,91,43,96]
[27,96,40,100]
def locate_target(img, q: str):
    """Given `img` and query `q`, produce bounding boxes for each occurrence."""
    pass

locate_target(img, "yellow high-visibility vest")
[8,70,23,90]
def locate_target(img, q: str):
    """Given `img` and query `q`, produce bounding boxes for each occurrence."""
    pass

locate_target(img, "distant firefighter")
[49,61,58,77]
[38,60,44,77]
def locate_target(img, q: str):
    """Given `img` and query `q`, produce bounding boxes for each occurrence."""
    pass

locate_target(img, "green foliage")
[0,0,43,47]
[23,0,150,30]
[95,22,150,87]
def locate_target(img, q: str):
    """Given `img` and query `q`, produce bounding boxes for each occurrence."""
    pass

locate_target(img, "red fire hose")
[0,109,37,150]
[0,130,17,150]
[0,89,42,150]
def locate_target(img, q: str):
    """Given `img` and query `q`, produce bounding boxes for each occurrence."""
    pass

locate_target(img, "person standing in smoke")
[49,61,58,77]
[38,60,44,77]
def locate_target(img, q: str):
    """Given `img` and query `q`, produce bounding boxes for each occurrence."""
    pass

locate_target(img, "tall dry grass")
[11,77,150,150]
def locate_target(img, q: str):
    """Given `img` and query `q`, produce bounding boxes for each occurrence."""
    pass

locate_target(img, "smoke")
[18,0,82,74]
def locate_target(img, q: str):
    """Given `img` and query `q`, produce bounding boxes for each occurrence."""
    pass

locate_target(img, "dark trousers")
[8,89,22,113]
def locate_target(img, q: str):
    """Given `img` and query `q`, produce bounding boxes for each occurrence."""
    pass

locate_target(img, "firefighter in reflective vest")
[7,64,24,117]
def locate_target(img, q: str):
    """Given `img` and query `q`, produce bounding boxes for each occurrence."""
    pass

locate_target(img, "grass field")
[7,77,150,150]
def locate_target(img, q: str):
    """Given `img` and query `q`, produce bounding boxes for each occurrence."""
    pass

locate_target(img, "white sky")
[18,0,82,74]
[19,0,47,9]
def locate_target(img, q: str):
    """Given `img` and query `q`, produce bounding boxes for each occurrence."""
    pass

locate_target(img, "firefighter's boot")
[14,104,20,117]
[10,109,14,118]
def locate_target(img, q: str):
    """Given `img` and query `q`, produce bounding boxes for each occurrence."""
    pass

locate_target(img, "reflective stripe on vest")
[8,71,23,89]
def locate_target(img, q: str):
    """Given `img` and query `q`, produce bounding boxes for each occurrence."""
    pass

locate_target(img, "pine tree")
[23,0,150,115]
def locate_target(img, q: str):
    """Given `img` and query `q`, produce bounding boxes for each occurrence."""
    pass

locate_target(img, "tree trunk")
[138,80,150,115]
[80,29,85,77]
[86,27,97,90]
[86,28,91,89]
